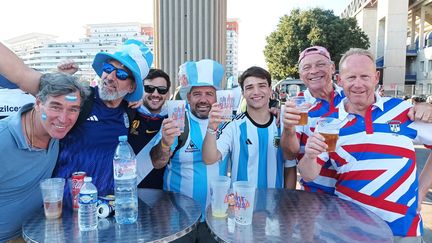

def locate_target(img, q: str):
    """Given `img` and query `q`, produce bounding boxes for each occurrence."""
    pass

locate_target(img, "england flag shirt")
[318,96,432,237]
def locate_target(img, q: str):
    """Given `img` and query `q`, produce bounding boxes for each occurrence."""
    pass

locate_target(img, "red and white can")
[71,172,86,210]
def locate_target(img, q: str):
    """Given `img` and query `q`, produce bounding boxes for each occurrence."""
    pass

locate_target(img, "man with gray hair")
[0,72,87,242]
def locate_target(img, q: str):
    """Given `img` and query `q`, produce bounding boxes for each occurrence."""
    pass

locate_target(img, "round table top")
[23,188,201,243]
[206,189,393,243]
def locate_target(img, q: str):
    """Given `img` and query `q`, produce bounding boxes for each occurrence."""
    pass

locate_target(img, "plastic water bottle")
[78,176,98,231]
[113,135,138,224]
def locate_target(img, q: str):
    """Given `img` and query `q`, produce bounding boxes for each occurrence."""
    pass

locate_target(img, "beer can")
[71,172,86,210]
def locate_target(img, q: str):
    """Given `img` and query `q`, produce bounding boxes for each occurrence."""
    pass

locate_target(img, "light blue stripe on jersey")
[276,128,284,187]
[238,121,249,181]
[257,127,268,188]
[190,117,207,214]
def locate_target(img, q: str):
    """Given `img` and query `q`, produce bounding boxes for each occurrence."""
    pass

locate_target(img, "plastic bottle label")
[79,193,97,204]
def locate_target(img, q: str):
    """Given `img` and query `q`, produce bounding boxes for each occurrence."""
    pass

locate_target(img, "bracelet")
[161,140,170,149]
[206,127,217,135]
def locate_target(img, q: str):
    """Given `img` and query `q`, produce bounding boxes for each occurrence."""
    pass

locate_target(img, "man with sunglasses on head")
[0,40,153,208]
[128,68,171,189]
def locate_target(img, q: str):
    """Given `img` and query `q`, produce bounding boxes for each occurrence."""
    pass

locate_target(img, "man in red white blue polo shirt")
[299,48,431,241]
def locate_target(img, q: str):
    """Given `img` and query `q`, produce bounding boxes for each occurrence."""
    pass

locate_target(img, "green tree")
[264,8,370,80]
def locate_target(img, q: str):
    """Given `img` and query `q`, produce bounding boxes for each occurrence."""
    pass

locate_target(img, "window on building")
[420,61,425,72]
[429,60,432,71]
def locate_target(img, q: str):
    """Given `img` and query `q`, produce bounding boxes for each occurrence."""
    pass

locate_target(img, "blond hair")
[339,48,376,72]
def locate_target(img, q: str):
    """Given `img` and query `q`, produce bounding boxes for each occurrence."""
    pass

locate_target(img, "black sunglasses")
[144,85,169,95]
[102,63,132,80]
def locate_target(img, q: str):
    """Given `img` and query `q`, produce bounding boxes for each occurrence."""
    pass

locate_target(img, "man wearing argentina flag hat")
[0,40,154,207]
[150,59,226,242]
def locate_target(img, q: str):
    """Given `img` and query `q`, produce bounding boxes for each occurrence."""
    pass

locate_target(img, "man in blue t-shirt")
[0,40,153,208]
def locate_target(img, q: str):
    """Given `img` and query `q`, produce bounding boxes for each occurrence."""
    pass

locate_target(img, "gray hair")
[339,48,376,72]
[37,72,89,107]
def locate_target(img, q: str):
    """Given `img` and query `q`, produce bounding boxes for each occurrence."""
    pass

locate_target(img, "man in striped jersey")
[299,48,432,241]
[150,59,226,242]
[281,46,432,195]
[202,66,297,189]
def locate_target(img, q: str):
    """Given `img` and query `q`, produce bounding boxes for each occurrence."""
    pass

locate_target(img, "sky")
[0,0,351,70]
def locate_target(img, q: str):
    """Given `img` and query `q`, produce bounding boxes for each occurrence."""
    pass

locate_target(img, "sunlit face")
[98,60,135,101]
[187,86,216,119]
[299,54,335,93]
[143,77,170,114]
[242,76,272,111]
[337,54,379,109]
[36,91,81,139]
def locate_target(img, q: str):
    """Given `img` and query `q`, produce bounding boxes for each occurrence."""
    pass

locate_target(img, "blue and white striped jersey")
[216,112,293,189]
[163,109,228,219]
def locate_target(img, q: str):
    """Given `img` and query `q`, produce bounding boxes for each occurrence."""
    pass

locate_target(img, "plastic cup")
[290,96,308,125]
[210,176,231,217]
[216,90,234,122]
[166,100,186,133]
[315,117,341,152]
[40,178,65,219]
[233,181,256,225]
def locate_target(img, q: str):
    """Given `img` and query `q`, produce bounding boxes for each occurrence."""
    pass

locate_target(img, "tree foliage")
[264,8,370,80]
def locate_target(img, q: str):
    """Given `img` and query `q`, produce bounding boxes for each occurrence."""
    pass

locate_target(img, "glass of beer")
[315,117,341,152]
[40,178,65,219]
[291,96,309,125]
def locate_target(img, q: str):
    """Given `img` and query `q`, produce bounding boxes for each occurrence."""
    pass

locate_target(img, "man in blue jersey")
[202,66,297,189]
[0,72,87,242]
[299,48,432,241]
[281,46,432,195]
[150,59,225,243]
[0,40,153,208]
[128,68,171,189]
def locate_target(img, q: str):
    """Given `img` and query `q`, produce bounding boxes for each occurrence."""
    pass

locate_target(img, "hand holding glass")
[290,96,309,125]
[315,117,341,152]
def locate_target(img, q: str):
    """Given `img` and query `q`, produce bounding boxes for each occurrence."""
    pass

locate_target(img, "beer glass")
[290,96,309,125]
[166,100,186,133]
[40,178,65,219]
[315,117,341,152]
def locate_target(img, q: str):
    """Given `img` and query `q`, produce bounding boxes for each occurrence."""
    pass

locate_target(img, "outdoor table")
[206,189,393,243]
[23,188,201,242]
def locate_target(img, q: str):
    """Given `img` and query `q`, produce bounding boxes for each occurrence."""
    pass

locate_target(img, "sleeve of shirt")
[409,121,432,149]
[216,121,235,159]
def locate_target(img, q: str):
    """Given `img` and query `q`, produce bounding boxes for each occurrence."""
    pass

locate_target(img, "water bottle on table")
[113,135,138,224]
[78,176,98,231]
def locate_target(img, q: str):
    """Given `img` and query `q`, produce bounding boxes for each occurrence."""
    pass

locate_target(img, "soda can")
[97,195,115,218]
[71,172,86,210]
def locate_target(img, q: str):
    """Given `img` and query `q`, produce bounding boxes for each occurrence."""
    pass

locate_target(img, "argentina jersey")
[217,112,285,189]
[163,109,228,219]
[318,96,432,237]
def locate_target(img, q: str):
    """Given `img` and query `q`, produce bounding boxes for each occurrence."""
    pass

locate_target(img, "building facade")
[342,0,432,97]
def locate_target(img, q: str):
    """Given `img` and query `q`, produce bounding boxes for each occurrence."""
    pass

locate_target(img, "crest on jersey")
[273,136,280,148]
[123,112,130,128]
[185,140,200,153]
[129,120,140,135]
[387,120,401,135]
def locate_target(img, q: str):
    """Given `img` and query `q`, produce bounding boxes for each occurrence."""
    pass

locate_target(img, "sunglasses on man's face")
[144,85,169,95]
[102,63,131,80]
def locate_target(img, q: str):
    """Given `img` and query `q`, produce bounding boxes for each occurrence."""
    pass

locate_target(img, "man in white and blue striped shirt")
[202,66,297,189]
[150,59,226,242]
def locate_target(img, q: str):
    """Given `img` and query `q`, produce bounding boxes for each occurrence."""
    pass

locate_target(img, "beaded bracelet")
[206,128,217,135]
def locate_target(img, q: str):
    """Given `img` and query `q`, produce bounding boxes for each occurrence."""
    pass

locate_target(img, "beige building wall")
[355,8,377,56]
[154,0,227,92]
[376,0,409,90]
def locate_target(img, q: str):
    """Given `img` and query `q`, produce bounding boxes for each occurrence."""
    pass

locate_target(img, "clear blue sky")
[0,0,351,70]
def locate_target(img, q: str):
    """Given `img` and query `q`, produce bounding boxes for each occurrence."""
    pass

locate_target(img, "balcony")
[405,73,417,83]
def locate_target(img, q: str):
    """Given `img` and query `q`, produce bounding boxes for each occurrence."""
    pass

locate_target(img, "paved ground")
[422,202,432,242]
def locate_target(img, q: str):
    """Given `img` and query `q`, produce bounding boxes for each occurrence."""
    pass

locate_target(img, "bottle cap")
[118,135,127,142]
[84,176,92,182]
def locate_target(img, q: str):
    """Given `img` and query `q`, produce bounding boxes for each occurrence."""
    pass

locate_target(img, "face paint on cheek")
[65,95,78,102]
[41,113,47,121]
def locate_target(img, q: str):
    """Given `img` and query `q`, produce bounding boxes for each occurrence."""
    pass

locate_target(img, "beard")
[98,80,130,101]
